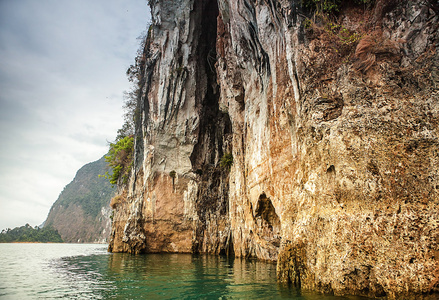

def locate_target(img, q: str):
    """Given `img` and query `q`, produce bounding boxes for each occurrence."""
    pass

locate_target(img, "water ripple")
[0,244,370,300]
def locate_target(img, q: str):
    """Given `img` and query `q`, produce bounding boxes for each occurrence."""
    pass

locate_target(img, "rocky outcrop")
[109,0,439,298]
[45,156,113,243]
[109,0,232,255]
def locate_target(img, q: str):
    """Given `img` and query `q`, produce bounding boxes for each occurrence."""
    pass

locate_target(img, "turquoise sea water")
[0,243,367,299]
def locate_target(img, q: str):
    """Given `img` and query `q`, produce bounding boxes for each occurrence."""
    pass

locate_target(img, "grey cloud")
[0,0,150,230]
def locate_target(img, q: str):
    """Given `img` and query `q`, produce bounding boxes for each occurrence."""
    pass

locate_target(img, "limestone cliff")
[109,0,439,298]
[45,156,113,243]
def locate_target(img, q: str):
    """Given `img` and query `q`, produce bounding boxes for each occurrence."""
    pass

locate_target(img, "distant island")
[0,224,63,243]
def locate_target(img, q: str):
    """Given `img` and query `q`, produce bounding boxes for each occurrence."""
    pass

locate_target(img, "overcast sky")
[0,0,150,230]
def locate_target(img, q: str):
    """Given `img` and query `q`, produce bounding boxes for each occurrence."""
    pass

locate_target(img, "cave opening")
[255,193,281,231]
[327,165,335,174]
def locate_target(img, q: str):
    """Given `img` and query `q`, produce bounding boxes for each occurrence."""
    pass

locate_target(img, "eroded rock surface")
[109,0,439,298]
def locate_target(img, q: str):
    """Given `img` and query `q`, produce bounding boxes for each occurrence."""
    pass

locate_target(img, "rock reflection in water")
[106,253,278,299]
[104,253,358,299]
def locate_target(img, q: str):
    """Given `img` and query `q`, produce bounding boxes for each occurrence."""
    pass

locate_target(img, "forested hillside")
[0,224,63,243]
[44,155,114,243]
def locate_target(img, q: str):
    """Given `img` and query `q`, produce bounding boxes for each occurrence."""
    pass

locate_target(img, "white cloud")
[0,0,150,230]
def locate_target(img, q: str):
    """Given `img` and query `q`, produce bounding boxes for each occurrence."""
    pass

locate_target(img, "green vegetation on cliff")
[303,0,374,14]
[0,224,63,243]
[219,153,233,170]
[102,31,147,187]
[102,136,134,186]
[51,156,114,219]
[44,155,114,243]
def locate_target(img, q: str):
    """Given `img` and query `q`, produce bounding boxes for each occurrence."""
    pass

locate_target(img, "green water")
[0,243,367,299]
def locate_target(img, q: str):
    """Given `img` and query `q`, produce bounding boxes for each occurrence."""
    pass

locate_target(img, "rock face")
[109,0,439,298]
[45,156,114,243]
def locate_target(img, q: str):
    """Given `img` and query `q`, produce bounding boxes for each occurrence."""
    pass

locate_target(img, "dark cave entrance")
[253,193,281,249]
[255,193,281,236]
